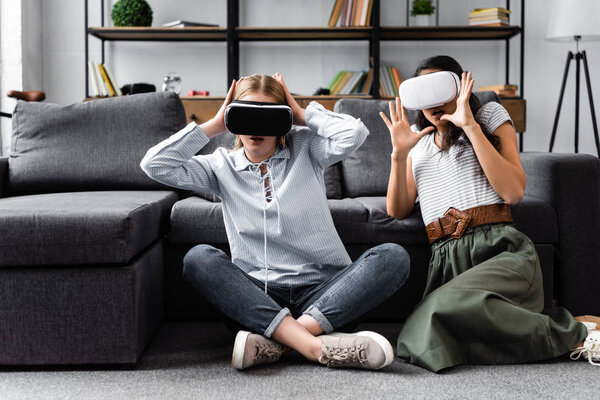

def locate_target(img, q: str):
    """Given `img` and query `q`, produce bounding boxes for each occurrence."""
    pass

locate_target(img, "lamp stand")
[549,47,600,157]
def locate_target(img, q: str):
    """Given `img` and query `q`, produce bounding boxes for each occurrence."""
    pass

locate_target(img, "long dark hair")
[414,55,501,152]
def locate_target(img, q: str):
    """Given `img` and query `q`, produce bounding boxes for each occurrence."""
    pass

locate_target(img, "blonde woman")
[141,74,410,370]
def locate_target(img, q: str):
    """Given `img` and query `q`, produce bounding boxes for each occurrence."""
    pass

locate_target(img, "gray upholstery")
[0,156,7,198]
[170,196,228,244]
[521,152,600,315]
[335,92,501,198]
[0,242,163,365]
[0,190,178,266]
[8,92,187,195]
[335,99,392,197]
[168,194,556,247]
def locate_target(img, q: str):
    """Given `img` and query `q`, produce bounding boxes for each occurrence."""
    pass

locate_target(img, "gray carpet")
[0,322,597,400]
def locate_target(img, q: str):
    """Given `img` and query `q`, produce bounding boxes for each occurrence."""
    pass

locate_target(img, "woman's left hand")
[440,72,477,131]
[273,72,306,126]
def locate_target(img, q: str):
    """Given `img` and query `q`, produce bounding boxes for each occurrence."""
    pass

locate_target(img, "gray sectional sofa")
[1,92,598,366]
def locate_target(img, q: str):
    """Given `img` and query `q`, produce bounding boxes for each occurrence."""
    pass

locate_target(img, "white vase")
[415,14,431,26]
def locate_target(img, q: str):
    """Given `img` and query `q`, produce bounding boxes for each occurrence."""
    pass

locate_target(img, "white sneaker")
[570,330,600,366]
[318,331,394,370]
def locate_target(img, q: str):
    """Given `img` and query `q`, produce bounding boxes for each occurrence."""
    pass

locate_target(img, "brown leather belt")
[425,204,513,244]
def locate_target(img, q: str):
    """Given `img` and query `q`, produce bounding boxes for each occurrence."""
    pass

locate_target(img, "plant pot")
[415,14,431,26]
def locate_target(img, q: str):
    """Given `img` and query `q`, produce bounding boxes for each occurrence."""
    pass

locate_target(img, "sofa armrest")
[520,152,600,315]
[0,157,8,198]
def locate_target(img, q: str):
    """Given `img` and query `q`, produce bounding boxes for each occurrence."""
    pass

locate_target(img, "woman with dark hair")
[380,55,598,372]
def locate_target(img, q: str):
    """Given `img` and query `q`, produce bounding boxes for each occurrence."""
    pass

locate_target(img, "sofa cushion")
[8,92,186,195]
[335,99,391,198]
[168,194,557,247]
[0,191,178,266]
[512,195,559,243]
[170,196,228,244]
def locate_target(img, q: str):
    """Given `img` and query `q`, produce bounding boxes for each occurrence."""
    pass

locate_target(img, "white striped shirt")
[140,101,368,287]
[409,101,513,225]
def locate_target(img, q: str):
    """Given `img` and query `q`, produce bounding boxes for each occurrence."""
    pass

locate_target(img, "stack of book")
[87,61,121,97]
[328,69,372,95]
[379,66,402,98]
[327,66,401,97]
[328,0,374,27]
[478,84,518,97]
[468,7,510,27]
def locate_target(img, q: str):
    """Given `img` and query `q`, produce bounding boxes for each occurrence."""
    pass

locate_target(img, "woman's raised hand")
[440,71,476,130]
[273,72,306,126]
[211,77,242,134]
[380,97,434,160]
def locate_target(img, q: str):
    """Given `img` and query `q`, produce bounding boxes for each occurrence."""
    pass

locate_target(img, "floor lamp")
[546,0,600,157]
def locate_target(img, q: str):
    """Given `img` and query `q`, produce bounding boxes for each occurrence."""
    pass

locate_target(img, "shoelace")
[570,340,600,366]
[319,345,367,367]
[255,343,284,361]
[249,160,281,293]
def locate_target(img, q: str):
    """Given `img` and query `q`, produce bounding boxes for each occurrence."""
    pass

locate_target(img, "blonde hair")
[232,75,287,150]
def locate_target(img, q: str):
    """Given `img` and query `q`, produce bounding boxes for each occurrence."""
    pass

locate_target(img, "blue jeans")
[182,243,410,338]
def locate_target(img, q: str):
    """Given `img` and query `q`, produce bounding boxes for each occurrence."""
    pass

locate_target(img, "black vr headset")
[225,100,293,136]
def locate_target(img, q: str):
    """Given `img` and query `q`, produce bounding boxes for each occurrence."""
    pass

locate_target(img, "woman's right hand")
[200,78,241,138]
[379,97,434,160]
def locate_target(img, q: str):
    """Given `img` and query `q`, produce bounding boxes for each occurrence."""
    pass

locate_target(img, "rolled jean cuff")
[304,305,334,333]
[264,307,292,338]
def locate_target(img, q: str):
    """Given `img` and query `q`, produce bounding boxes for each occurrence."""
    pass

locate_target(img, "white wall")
[24,0,600,155]
[0,0,43,156]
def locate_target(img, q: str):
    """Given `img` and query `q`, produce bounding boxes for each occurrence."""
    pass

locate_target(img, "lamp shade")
[546,0,600,42]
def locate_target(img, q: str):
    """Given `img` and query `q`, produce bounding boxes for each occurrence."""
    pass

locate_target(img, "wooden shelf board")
[88,27,227,41]
[236,27,373,41]
[88,26,520,42]
[381,26,521,40]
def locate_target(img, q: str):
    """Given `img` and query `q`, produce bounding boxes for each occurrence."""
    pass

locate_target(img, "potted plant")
[411,0,435,26]
[111,0,153,27]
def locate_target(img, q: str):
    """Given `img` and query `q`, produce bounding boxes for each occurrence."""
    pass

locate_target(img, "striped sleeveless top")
[408,101,514,225]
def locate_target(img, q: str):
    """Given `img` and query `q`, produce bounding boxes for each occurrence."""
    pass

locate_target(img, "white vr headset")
[399,71,461,110]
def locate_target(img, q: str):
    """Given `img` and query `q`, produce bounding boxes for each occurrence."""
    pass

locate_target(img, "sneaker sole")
[329,331,395,369]
[232,330,251,370]
[575,315,600,332]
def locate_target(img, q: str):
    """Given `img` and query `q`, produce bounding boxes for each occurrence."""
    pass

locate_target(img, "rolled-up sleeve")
[140,122,221,196]
[305,101,369,169]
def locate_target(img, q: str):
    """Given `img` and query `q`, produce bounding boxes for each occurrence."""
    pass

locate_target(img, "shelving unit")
[84,0,526,145]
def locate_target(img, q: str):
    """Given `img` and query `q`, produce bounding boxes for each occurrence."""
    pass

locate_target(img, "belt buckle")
[443,207,472,239]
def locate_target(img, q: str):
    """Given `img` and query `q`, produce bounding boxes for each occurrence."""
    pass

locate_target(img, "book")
[98,63,115,96]
[341,71,364,94]
[391,67,402,96]
[469,21,510,27]
[360,68,374,94]
[94,62,108,97]
[361,0,373,26]
[103,64,123,96]
[344,0,354,27]
[327,70,345,91]
[87,61,100,97]
[328,0,346,27]
[332,71,352,94]
[469,7,510,15]
[162,20,219,28]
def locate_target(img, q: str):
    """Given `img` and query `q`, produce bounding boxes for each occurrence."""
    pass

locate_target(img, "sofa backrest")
[334,91,500,198]
[8,91,187,195]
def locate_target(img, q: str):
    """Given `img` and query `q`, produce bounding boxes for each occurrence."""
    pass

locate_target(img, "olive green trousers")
[397,223,587,372]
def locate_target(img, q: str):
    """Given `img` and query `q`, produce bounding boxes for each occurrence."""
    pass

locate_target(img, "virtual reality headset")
[399,71,461,110]
[225,100,293,136]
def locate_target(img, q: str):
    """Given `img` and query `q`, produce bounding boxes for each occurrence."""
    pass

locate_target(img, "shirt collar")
[232,145,290,171]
